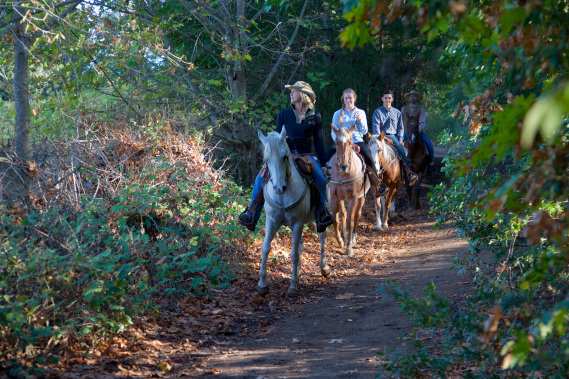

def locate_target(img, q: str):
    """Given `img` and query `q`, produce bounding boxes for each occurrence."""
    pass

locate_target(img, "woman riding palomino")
[238,81,334,232]
[371,89,418,186]
[326,88,389,197]
[401,90,435,175]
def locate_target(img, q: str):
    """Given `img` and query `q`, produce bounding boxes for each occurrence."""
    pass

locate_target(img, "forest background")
[1,0,568,377]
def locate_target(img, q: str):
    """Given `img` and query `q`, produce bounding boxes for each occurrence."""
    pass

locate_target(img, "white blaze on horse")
[369,133,402,231]
[257,128,330,296]
[328,124,369,256]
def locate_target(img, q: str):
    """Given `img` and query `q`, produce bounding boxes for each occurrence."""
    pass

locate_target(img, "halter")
[268,154,290,192]
[264,152,309,212]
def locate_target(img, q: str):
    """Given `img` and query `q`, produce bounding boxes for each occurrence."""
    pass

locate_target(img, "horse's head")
[368,132,387,170]
[258,128,291,195]
[332,124,356,173]
[407,117,420,144]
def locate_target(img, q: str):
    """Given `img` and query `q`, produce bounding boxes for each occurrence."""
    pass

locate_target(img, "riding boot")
[402,162,418,186]
[314,201,333,233]
[238,190,265,231]
[366,166,389,198]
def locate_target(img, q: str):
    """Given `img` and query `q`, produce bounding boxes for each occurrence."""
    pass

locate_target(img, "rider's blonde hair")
[339,88,357,127]
[299,91,315,109]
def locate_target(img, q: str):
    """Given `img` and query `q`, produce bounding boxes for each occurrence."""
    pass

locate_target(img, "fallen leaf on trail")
[292,338,301,344]
[336,293,353,300]
[157,361,172,372]
[342,369,358,375]
[328,339,347,343]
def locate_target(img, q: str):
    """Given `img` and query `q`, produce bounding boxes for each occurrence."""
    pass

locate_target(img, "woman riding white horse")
[238,81,333,233]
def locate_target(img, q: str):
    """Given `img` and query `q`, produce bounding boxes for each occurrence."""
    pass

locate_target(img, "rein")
[264,153,308,212]
[264,179,309,212]
[330,150,366,185]
[407,132,426,163]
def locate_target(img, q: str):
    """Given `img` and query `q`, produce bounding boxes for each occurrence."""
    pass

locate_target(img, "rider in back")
[402,90,435,175]
[326,88,389,197]
[238,81,334,232]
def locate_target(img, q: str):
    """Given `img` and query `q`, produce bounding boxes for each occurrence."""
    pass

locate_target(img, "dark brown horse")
[368,133,401,231]
[406,122,429,210]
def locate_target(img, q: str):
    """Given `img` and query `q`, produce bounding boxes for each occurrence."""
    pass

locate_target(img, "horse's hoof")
[346,247,354,257]
[321,265,331,278]
[287,287,298,296]
[373,225,382,232]
[257,285,269,296]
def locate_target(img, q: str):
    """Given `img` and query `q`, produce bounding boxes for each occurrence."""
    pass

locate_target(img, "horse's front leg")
[415,173,423,209]
[331,198,344,248]
[351,196,365,246]
[258,220,279,296]
[318,230,330,277]
[345,197,357,257]
[288,222,304,296]
[383,189,397,229]
[373,196,383,231]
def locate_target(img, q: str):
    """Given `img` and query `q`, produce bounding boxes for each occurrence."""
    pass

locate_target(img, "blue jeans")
[248,155,327,218]
[384,134,410,168]
[403,132,434,164]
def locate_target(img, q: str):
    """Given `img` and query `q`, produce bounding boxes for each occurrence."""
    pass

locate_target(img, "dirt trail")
[53,156,470,379]
[193,167,470,378]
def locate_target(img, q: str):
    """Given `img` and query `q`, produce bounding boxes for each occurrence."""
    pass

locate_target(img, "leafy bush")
[0,119,250,374]
[379,125,569,377]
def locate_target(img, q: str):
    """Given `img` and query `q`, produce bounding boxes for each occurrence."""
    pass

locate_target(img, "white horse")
[257,128,330,296]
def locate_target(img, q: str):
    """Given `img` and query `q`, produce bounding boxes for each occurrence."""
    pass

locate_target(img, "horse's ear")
[349,124,356,134]
[380,131,385,141]
[331,124,339,132]
[258,129,267,145]
[279,127,287,143]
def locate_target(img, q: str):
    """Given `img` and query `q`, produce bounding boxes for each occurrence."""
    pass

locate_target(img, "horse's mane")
[263,131,290,161]
[369,135,396,161]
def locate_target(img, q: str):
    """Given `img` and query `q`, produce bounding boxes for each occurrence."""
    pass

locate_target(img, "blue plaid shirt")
[372,106,404,142]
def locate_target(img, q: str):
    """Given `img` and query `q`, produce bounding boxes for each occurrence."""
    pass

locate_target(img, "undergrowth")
[0,116,251,376]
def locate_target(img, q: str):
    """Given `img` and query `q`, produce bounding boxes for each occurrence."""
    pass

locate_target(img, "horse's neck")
[379,144,395,166]
[266,161,305,203]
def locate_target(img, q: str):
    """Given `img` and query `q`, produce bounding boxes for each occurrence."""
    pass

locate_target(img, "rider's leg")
[238,172,264,231]
[385,135,418,185]
[420,131,435,170]
[356,142,389,197]
[308,156,333,230]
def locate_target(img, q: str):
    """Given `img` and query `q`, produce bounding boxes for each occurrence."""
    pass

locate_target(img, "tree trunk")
[2,3,33,199]
[13,4,32,163]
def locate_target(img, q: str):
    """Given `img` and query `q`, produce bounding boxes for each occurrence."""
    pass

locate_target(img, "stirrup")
[408,173,418,186]
[375,187,389,198]
[238,208,257,231]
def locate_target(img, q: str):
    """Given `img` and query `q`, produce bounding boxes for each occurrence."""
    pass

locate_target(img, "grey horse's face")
[258,128,290,195]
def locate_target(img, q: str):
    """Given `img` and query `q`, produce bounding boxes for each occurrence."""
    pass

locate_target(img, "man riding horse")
[402,90,435,175]
[238,81,334,233]
[371,89,418,186]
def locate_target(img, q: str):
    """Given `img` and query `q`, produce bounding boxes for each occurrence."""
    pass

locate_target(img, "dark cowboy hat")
[284,81,316,104]
[404,90,423,102]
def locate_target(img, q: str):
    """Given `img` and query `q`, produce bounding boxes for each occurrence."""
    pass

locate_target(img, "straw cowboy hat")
[404,90,423,102]
[285,81,316,104]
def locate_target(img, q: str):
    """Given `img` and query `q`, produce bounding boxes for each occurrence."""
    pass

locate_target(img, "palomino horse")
[368,133,402,231]
[328,124,369,256]
[406,122,429,210]
[257,128,330,296]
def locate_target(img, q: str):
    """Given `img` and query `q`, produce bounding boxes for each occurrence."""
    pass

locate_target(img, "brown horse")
[328,124,369,256]
[368,133,402,231]
[406,123,429,210]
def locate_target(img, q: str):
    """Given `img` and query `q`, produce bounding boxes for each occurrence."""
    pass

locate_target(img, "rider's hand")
[355,111,362,121]
[321,167,328,176]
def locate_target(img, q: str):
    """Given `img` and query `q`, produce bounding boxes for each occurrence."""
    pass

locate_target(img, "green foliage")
[335,0,569,375]
[0,120,252,371]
